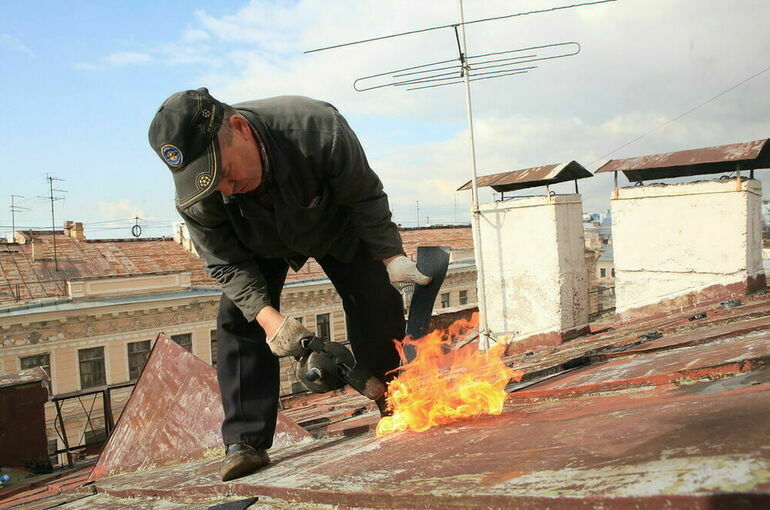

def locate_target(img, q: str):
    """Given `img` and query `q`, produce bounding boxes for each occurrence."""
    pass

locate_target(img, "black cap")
[148,88,225,208]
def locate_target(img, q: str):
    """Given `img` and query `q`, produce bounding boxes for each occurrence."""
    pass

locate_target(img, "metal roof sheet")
[595,138,770,181]
[457,161,593,192]
[0,367,48,389]
[88,334,310,481]
[28,293,770,508]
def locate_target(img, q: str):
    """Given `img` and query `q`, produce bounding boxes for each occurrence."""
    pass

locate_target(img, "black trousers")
[216,245,405,448]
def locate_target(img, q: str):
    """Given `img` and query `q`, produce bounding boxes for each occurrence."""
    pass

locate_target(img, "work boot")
[218,443,270,482]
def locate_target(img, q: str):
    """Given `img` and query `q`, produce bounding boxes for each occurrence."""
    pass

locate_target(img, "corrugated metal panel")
[595,138,770,181]
[88,334,311,481]
[457,161,593,192]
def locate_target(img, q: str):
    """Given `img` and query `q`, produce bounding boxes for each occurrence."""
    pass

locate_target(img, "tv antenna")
[306,0,615,349]
[131,216,143,238]
[9,195,30,242]
[38,176,67,271]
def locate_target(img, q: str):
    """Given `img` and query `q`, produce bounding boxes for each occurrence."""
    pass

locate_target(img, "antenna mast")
[455,0,493,348]
[10,195,29,243]
[45,176,66,271]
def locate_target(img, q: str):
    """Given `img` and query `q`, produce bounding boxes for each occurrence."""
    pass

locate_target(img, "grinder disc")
[295,342,354,393]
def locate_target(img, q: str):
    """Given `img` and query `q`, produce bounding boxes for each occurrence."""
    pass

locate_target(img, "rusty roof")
[0,366,48,389]
[13,290,770,508]
[0,232,215,306]
[595,138,770,181]
[0,227,474,307]
[89,334,310,480]
[457,161,593,192]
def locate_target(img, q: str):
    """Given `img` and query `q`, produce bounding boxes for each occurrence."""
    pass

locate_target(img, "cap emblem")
[196,173,213,190]
[161,144,183,167]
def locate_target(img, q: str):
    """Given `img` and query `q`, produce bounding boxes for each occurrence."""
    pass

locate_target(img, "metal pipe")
[48,177,58,271]
[53,398,73,467]
[457,0,492,350]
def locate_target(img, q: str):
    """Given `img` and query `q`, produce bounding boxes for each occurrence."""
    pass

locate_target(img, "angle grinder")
[295,336,386,400]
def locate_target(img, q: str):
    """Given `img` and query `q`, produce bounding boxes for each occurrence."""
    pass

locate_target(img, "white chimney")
[612,178,764,322]
[477,193,589,354]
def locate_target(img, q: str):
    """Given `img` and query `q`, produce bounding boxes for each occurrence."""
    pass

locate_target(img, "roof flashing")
[458,161,593,192]
[595,138,770,181]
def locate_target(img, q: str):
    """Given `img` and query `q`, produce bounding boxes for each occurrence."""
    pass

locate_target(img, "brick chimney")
[63,221,85,241]
[173,222,198,256]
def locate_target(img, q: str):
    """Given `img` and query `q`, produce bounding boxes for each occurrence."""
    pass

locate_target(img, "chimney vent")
[63,220,85,241]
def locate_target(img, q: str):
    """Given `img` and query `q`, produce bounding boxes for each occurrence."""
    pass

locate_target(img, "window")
[127,340,151,380]
[316,313,331,340]
[459,290,468,305]
[21,353,50,374]
[171,333,192,352]
[440,292,450,308]
[78,347,106,389]
[210,330,217,367]
[600,268,607,278]
[611,268,616,277]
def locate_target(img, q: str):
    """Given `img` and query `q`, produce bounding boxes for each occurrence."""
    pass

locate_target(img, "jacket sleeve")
[177,200,271,321]
[326,112,404,260]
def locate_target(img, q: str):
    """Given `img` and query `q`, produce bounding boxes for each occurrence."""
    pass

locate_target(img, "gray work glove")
[386,255,432,286]
[267,316,311,358]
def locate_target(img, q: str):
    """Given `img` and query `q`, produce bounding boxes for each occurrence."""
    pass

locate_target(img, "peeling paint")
[482,456,770,497]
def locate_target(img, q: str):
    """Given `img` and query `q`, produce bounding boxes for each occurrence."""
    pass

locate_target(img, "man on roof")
[148,88,431,481]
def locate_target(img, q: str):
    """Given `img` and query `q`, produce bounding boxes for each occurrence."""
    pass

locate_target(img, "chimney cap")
[595,138,770,181]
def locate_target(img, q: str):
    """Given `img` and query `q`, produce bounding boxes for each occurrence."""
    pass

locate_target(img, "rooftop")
[0,231,214,306]
[5,290,770,508]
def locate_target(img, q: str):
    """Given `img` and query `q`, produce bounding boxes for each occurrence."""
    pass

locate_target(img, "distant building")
[584,210,615,317]
[762,200,770,237]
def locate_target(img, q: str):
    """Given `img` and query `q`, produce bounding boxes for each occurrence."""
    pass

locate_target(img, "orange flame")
[376,313,523,437]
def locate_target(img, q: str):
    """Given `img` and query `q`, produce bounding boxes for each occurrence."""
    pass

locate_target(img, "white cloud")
[97,200,145,220]
[126,0,770,222]
[2,33,34,57]
[181,28,210,43]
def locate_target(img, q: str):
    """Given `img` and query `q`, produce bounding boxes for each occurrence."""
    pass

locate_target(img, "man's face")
[216,115,263,196]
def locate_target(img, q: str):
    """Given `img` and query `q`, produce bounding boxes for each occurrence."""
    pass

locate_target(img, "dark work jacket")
[177,96,404,321]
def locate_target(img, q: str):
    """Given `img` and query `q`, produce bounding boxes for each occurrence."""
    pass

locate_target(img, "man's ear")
[228,114,250,137]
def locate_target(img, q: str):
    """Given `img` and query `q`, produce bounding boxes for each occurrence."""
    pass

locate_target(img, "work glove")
[266,316,312,358]
[386,255,432,286]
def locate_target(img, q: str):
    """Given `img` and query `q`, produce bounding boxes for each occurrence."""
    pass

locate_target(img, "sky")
[1,0,770,239]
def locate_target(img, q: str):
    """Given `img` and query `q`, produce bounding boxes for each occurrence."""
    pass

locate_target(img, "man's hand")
[384,255,432,286]
[260,310,311,357]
